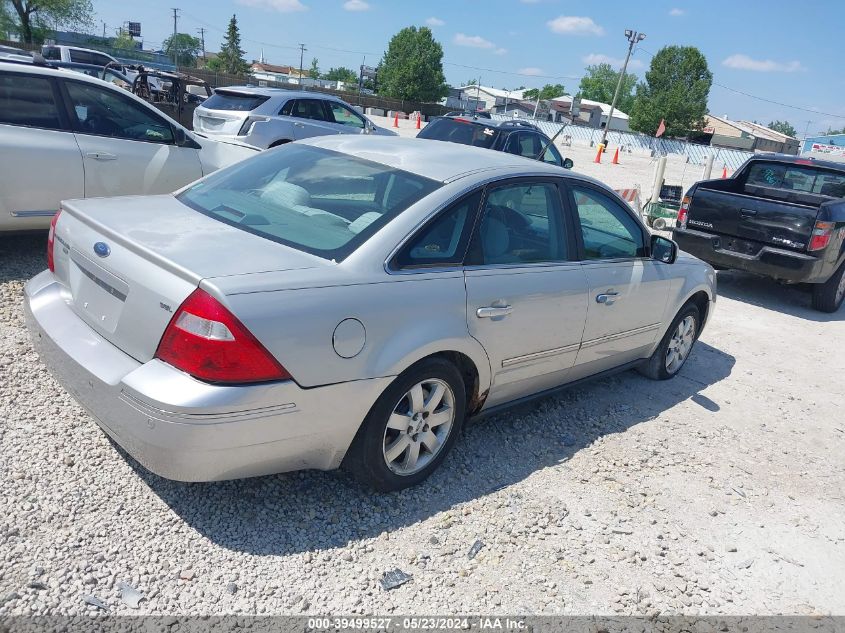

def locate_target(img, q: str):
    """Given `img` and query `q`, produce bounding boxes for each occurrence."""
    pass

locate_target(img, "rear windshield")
[417,118,500,150]
[203,90,270,112]
[177,145,440,261]
[745,162,845,197]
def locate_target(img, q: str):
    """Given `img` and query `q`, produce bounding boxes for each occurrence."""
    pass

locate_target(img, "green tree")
[323,66,357,83]
[629,45,712,137]
[111,30,135,50]
[767,120,797,138]
[379,26,448,102]
[824,127,845,135]
[522,83,567,101]
[163,32,202,67]
[309,57,320,79]
[578,63,637,113]
[209,14,249,75]
[7,0,93,44]
[464,78,477,86]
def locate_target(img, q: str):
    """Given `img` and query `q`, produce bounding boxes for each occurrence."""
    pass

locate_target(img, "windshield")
[178,145,441,261]
[417,118,500,150]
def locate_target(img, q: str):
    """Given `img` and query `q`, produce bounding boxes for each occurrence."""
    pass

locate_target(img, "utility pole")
[298,43,306,86]
[599,28,646,150]
[171,8,179,67]
[475,76,481,112]
[197,27,206,61]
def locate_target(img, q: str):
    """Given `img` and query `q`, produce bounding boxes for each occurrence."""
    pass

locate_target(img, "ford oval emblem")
[93,242,111,258]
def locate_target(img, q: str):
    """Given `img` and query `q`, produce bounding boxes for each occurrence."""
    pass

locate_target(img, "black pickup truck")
[673,155,845,312]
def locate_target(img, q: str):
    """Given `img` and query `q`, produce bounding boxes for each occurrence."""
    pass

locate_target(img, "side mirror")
[173,127,201,149]
[651,234,678,264]
[562,157,574,169]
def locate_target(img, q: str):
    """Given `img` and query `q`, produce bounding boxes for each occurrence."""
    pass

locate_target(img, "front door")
[61,79,202,198]
[285,98,339,140]
[464,180,588,408]
[567,184,672,378]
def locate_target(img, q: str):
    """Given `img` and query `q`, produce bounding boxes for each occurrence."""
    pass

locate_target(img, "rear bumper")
[673,228,827,283]
[24,270,392,482]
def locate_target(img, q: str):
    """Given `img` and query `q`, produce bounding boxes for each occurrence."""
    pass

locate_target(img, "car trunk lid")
[193,90,270,136]
[51,195,328,363]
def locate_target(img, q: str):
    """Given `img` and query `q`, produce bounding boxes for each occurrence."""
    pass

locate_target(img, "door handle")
[740,208,757,216]
[476,305,513,318]
[293,122,305,128]
[85,152,117,161]
[596,291,619,305]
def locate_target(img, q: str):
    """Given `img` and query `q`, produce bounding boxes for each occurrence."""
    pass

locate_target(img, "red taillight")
[677,196,691,229]
[155,288,291,384]
[808,220,834,251]
[46,210,61,273]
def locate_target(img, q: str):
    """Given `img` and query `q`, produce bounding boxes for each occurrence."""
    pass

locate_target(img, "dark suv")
[418,116,573,169]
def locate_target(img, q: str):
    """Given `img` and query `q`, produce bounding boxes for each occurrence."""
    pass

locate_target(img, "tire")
[652,217,667,231]
[811,262,845,313]
[343,358,466,492]
[637,303,701,381]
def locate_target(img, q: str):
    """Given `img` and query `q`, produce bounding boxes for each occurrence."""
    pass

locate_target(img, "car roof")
[214,85,342,102]
[300,135,569,183]
[434,115,542,133]
[1,59,127,83]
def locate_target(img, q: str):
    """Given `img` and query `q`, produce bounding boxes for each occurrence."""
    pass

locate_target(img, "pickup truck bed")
[672,155,845,312]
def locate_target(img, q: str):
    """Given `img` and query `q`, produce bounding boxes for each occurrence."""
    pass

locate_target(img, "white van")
[41,44,119,66]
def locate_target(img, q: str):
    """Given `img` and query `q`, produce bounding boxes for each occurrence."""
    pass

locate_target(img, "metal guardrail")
[491,115,754,169]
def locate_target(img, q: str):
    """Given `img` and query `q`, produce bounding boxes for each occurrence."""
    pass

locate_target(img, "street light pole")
[599,28,645,150]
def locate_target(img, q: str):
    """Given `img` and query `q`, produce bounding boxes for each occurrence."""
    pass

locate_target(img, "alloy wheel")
[665,315,696,374]
[382,378,455,476]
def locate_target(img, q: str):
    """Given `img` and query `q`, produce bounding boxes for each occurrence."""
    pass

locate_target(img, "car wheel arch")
[269,139,292,148]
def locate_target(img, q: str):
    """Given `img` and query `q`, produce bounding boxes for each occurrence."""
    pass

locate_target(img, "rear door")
[464,179,588,407]
[286,98,339,139]
[0,71,83,230]
[567,183,671,376]
[60,78,203,198]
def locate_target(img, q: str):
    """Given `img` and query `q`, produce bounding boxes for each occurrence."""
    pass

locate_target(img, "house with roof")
[702,115,798,154]
[458,85,527,111]
[550,96,630,131]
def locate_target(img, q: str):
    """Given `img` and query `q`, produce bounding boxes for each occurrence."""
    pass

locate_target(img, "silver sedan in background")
[25,137,716,491]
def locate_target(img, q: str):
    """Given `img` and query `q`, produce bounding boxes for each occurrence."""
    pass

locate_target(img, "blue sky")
[94,0,845,136]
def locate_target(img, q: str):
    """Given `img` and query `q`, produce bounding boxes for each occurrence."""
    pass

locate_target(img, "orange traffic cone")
[612,147,620,164]
[393,112,399,128]
[416,113,421,130]
[722,166,727,178]
[594,143,604,163]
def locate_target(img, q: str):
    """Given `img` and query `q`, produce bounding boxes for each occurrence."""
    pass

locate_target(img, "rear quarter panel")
[210,272,493,394]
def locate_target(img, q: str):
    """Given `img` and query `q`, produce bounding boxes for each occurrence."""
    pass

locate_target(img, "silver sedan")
[25,136,716,491]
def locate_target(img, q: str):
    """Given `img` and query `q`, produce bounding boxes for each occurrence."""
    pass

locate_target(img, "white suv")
[0,61,257,232]
[193,87,396,149]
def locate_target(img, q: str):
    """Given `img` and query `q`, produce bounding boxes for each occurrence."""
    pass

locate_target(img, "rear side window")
[0,73,63,130]
[69,49,94,64]
[745,162,845,196]
[203,91,270,111]
[290,99,329,121]
[394,191,482,268]
[417,118,499,150]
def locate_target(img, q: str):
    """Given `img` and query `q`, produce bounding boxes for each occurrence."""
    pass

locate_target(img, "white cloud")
[583,53,644,70]
[453,33,495,49]
[669,8,684,16]
[547,16,604,36]
[495,47,508,56]
[342,0,370,11]
[236,0,307,11]
[722,54,805,72]
[518,67,545,76]
[425,17,444,26]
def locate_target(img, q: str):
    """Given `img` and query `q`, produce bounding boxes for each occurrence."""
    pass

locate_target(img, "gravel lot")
[1,221,844,617]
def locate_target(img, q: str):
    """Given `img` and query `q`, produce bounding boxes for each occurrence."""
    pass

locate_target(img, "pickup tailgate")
[50,194,329,364]
[687,184,820,252]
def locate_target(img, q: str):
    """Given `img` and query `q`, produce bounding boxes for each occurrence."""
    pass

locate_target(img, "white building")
[457,85,527,111]
[551,96,630,132]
